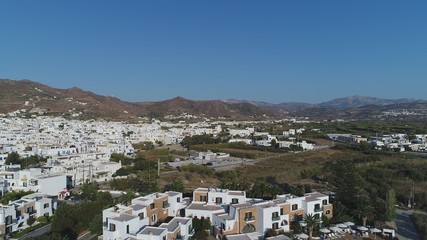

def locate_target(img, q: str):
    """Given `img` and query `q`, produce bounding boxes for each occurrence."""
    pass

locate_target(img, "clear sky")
[1,1,426,103]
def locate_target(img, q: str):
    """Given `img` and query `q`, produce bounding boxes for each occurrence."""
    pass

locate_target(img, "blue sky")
[1,1,426,103]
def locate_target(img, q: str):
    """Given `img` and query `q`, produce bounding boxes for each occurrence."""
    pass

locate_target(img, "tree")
[51,204,78,239]
[89,213,103,235]
[118,190,136,206]
[264,228,276,238]
[164,179,185,192]
[5,152,20,165]
[330,161,363,210]
[80,182,98,201]
[191,217,211,240]
[37,216,48,223]
[352,202,376,226]
[385,189,396,221]
[304,214,319,240]
[0,190,35,205]
[27,216,36,227]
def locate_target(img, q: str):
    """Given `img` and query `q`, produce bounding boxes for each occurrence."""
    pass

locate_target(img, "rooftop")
[139,226,166,236]
[111,214,137,222]
[187,202,223,211]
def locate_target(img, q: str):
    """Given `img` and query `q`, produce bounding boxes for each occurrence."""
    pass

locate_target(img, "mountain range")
[0,79,426,120]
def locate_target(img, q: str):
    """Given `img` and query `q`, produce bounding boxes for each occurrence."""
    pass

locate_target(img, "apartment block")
[0,193,53,235]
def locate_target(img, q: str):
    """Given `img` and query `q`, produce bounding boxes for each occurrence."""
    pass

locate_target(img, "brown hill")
[0,79,271,120]
[137,96,270,119]
[0,79,143,120]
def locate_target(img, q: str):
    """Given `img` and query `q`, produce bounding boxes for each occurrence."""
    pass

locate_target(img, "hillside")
[0,79,271,120]
[317,95,416,109]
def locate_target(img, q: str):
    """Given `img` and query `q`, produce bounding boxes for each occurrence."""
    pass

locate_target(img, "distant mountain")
[0,79,270,120]
[316,95,417,109]
[138,97,270,119]
[1,79,425,120]
[0,79,144,120]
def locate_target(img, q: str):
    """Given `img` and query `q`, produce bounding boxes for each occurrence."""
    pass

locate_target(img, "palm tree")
[352,203,375,226]
[119,189,136,206]
[304,214,319,240]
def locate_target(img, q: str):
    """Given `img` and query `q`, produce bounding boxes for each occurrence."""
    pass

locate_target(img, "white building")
[0,193,54,235]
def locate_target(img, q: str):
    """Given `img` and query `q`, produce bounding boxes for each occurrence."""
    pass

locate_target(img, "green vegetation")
[411,213,427,240]
[5,152,47,168]
[191,217,211,240]
[50,183,112,239]
[0,190,35,204]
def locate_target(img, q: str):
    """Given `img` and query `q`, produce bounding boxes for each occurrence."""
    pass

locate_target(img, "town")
[0,116,426,239]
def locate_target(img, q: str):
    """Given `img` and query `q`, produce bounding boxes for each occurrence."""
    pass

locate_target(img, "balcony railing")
[245,216,255,221]
[272,216,281,221]
[6,219,17,225]
[314,208,322,212]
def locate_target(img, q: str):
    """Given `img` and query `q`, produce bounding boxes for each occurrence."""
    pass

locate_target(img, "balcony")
[272,216,281,221]
[245,216,255,221]
[314,208,322,212]
[6,219,17,225]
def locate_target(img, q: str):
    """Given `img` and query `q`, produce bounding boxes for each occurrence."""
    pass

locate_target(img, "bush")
[411,213,427,240]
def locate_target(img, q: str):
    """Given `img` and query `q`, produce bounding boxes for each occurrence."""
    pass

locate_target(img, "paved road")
[19,223,52,240]
[395,209,421,240]
[77,231,97,240]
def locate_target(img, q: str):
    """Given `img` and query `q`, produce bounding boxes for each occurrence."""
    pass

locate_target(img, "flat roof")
[111,214,137,222]
[130,204,145,211]
[304,192,326,202]
[216,214,234,221]
[186,203,223,211]
[226,234,253,240]
[232,203,253,209]
[166,191,181,197]
[139,226,166,236]
[160,217,191,232]
[228,191,245,196]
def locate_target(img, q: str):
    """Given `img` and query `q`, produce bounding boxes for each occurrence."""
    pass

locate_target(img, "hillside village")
[0,115,426,239]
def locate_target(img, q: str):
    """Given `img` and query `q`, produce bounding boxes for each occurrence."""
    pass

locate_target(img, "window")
[163,236,166,240]
[151,213,157,222]
[280,208,284,215]
[126,225,129,234]
[109,223,116,231]
[322,199,328,205]
[138,212,144,220]
[245,212,254,221]
[325,210,331,215]
[199,195,207,202]
[281,220,289,226]
[5,215,12,225]
[314,214,320,220]
[150,203,155,209]
[177,197,181,202]
[232,198,238,204]
[291,204,298,211]
[215,197,222,204]
[221,223,225,230]
[272,222,279,230]
[163,201,169,208]
[44,203,49,209]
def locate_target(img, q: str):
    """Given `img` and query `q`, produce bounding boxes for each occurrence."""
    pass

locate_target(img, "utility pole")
[157,158,160,176]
